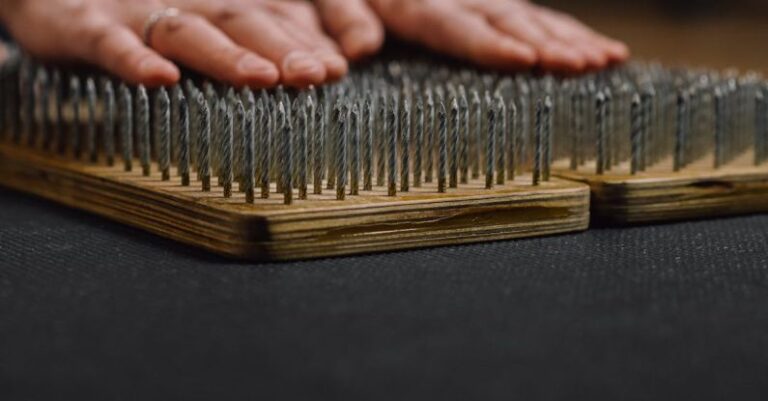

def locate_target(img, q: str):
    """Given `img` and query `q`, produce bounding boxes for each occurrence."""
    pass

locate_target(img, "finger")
[592,34,631,64]
[532,6,630,67]
[434,9,538,70]
[86,24,179,86]
[272,17,348,81]
[528,8,609,71]
[386,4,537,70]
[537,7,629,63]
[316,0,385,61]
[263,0,325,32]
[209,8,328,87]
[263,0,348,80]
[480,4,587,72]
[266,2,339,52]
[148,13,279,87]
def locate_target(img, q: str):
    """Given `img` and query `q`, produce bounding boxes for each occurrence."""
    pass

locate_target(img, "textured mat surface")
[1,186,768,400]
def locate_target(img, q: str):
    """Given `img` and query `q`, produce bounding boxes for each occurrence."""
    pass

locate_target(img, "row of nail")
[0,51,560,205]
[548,63,767,174]
[2,49,766,207]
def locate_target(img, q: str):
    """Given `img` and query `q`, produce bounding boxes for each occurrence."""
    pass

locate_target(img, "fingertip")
[314,51,349,81]
[539,44,588,73]
[606,40,631,62]
[281,51,328,88]
[137,57,180,86]
[236,54,280,87]
[496,39,538,68]
[581,46,609,71]
[588,32,630,62]
[340,26,384,60]
[595,53,610,69]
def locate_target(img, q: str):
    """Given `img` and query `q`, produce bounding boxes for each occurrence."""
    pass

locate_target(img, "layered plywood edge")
[553,152,768,224]
[0,143,590,260]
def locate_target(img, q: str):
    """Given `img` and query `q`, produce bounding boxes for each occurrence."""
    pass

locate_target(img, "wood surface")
[0,143,590,260]
[554,152,768,224]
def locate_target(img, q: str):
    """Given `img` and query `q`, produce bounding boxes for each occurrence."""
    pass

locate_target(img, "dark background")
[540,0,768,73]
[2,188,768,400]
[3,1,768,400]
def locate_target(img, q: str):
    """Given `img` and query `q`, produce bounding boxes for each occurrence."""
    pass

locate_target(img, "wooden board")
[553,152,768,224]
[0,143,590,260]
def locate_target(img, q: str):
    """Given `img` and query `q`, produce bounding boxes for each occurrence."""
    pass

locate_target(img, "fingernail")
[550,44,586,70]
[592,52,609,67]
[284,51,324,75]
[139,58,164,74]
[612,42,630,59]
[343,28,381,58]
[326,53,349,73]
[238,54,278,77]
[138,58,179,82]
[315,51,348,78]
[500,41,537,65]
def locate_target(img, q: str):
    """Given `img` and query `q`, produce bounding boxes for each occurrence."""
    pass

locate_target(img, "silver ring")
[142,7,181,46]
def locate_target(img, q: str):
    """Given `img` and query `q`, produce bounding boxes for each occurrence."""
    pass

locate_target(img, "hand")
[0,0,348,87]
[316,0,629,73]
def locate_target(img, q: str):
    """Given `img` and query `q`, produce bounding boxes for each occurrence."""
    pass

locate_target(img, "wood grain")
[554,152,768,224]
[0,143,590,260]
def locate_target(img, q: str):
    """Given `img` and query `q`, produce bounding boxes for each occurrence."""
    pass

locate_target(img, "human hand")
[0,0,348,87]
[315,0,629,73]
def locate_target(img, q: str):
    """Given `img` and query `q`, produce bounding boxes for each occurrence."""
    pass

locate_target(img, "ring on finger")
[143,7,181,46]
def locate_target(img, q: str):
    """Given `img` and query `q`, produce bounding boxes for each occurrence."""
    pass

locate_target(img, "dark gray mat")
[1,187,768,400]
